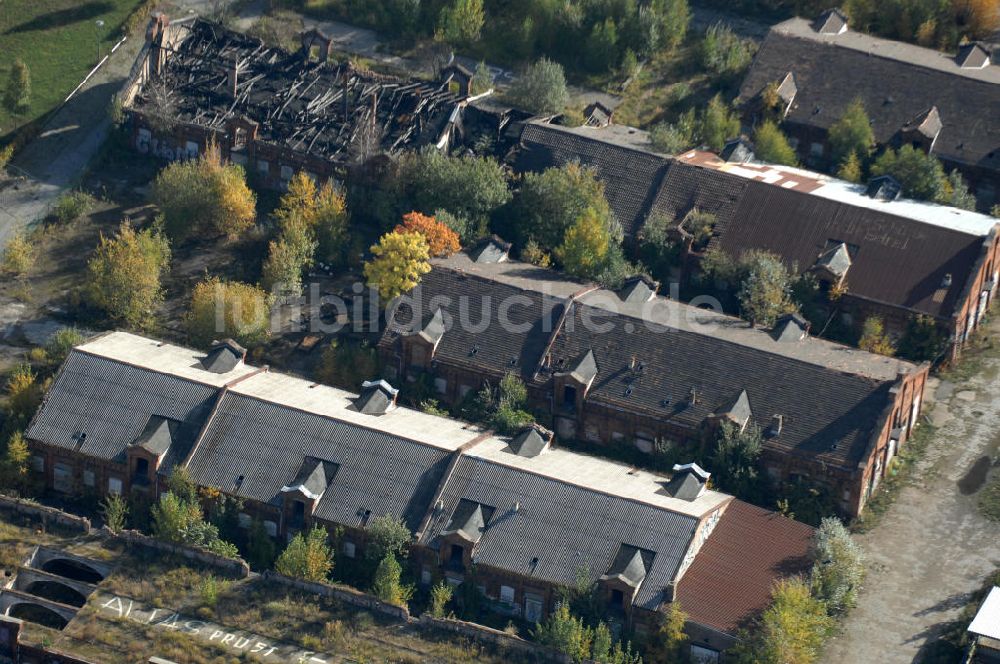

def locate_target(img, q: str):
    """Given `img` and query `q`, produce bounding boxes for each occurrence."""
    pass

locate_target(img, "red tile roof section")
[676,499,815,635]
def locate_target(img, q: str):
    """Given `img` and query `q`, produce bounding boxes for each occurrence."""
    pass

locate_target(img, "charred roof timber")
[132,19,465,165]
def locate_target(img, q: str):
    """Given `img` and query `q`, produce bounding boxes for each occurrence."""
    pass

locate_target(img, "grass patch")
[851,420,938,533]
[978,472,1000,522]
[0,0,143,139]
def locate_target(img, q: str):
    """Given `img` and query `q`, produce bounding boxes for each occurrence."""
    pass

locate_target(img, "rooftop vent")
[767,414,783,438]
[956,42,991,69]
[813,8,849,35]
[354,379,399,415]
[866,175,902,202]
[941,273,953,288]
[200,339,246,374]
[664,462,711,501]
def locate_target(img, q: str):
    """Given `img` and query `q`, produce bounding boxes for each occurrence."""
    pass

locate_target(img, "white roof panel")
[969,587,1000,640]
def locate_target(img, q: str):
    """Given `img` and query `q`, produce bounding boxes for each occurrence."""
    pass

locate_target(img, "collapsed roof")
[132,19,464,164]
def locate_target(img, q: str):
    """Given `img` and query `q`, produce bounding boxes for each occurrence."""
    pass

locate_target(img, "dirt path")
[821,319,1000,663]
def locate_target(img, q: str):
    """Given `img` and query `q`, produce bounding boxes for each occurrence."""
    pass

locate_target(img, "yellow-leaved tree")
[556,207,610,280]
[363,230,431,301]
[187,277,273,349]
[87,221,171,329]
[152,140,256,242]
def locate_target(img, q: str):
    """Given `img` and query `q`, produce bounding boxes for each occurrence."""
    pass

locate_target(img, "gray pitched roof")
[26,350,217,468]
[813,241,852,279]
[738,20,1000,174]
[186,390,453,530]
[421,454,698,610]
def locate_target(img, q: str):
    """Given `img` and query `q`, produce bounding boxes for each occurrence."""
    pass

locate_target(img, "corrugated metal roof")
[421,455,699,610]
[26,351,217,467]
[186,391,453,530]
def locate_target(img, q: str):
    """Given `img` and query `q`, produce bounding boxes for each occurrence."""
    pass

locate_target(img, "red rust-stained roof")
[676,500,815,635]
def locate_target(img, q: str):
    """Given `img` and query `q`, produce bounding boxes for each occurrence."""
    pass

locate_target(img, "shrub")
[858,316,895,356]
[736,250,796,327]
[810,517,865,615]
[1,232,35,277]
[372,553,412,606]
[365,514,412,562]
[187,278,272,348]
[275,526,335,582]
[701,22,755,76]
[101,493,129,534]
[52,190,97,224]
[44,327,85,366]
[753,121,797,166]
[429,581,453,618]
[870,145,949,203]
[505,58,569,115]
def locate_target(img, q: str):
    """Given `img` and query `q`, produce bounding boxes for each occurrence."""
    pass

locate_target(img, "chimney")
[768,414,783,437]
[228,57,239,99]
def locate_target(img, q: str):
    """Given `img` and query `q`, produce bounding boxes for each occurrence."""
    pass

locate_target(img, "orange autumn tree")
[394,212,460,257]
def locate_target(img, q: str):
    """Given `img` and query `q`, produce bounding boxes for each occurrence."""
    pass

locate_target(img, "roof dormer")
[469,235,511,263]
[442,499,494,544]
[772,313,809,342]
[956,42,991,69]
[281,457,338,501]
[663,462,711,501]
[619,275,658,303]
[812,241,853,285]
[200,339,246,374]
[354,379,399,415]
[717,389,752,430]
[813,8,848,35]
[508,424,553,458]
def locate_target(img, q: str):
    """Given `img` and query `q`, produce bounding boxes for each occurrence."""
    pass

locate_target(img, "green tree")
[246,518,277,570]
[533,602,593,661]
[731,578,833,664]
[657,0,691,50]
[753,121,797,166]
[827,98,875,167]
[3,58,31,120]
[472,61,495,96]
[437,0,485,45]
[187,277,273,348]
[152,141,256,243]
[314,181,349,264]
[896,314,949,362]
[87,222,171,329]
[316,340,380,390]
[944,169,977,211]
[645,602,689,664]
[364,230,431,301]
[365,514,413,563]
[700,95,741,153]
[262,214,316,292]
[736,251,795,327]
[275,526,334,582]
[709,422,764,502]
[585,19,619,72]
[372,553,412,606]
[649,109,698,154]
[870,145,949,202]
[506,162,615,251]
[557,207,611,279]
[44,328,85,366]
[151,489,240,558]
[166,467,200,506]
[810,517,865,616]
[395,151,511,240]
[701,22,755,76]
[101,493,129,534]
[506,58,570,116]
[858,316,894,356]
[836,152,863,183]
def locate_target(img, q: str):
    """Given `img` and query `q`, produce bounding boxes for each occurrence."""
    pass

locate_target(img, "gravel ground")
[821,318,1000,663]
